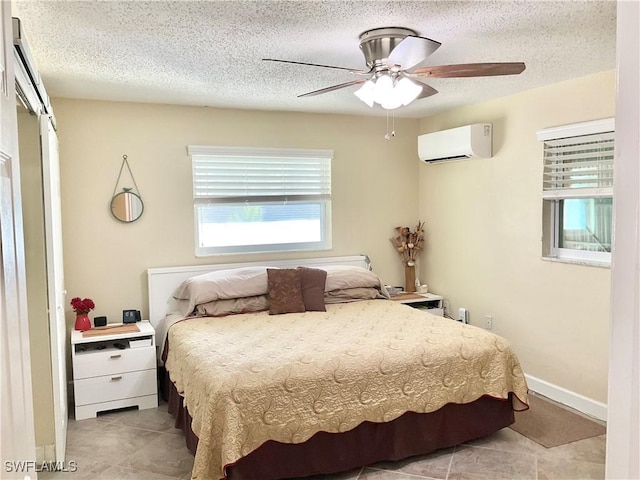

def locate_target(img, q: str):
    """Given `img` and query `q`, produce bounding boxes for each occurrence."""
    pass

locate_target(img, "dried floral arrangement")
[390,221,425,266]
[70,297,95,315]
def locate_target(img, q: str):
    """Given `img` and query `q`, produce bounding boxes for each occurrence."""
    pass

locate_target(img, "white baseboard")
[525,374,608,422]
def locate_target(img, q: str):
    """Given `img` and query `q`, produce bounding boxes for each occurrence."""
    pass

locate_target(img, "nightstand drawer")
[73,346,155,379]
[74,369,157,406]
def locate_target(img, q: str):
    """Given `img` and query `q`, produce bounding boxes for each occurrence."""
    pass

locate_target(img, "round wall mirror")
[110,190,144,223]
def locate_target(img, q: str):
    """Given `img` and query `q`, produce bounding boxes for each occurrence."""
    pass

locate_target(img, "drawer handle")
[110,376,122,381]
[110,354,122,359]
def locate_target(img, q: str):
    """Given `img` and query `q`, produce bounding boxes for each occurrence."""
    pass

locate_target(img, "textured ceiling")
[11,0,616,118]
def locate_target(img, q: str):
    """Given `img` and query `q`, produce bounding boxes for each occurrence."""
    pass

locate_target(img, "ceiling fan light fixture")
[379,88,405,110]
[354,74,423,110]
[354,80,376,107]
[397,77,423,106]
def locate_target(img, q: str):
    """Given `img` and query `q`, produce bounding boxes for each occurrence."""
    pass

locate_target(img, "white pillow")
[321,265,388,294]
[172,266,270,315]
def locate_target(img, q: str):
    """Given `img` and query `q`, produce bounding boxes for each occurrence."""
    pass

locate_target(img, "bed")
[147,255,528,480]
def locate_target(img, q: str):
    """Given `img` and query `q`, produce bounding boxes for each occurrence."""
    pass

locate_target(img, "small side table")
[390,292,444,317]
[71,321,158,420]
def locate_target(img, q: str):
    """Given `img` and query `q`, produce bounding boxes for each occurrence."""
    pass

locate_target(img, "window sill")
[196,245,333,257]
[541,256,611,269]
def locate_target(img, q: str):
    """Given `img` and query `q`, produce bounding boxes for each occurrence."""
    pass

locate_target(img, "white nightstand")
[390,292,444,317]
[71,321,158,420]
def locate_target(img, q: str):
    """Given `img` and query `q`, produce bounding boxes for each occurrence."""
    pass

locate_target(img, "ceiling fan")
[263,27,526,110]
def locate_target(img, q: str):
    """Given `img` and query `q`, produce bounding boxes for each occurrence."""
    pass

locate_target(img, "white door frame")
[606,1,640,478]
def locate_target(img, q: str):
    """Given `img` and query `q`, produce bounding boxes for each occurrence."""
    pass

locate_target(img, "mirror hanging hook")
[111,154,141,198]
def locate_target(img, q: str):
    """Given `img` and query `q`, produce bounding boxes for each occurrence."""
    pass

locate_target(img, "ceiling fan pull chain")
[385,110,391,140]
[392,111,396,138]
[384,110,397,141]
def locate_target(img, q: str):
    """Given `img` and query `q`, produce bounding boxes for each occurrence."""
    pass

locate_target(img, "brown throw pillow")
[267,268,305,315]
[297,267,327,311]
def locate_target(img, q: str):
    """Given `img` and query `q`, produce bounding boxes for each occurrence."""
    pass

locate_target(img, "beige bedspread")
[165,300,528,480]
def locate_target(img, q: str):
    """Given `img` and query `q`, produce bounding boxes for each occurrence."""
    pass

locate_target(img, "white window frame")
[537,118,614,266]
[188,145,333,256]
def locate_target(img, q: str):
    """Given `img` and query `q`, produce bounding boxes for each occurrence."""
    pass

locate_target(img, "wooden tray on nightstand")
[390,292,426,302]
[81,324,140,337]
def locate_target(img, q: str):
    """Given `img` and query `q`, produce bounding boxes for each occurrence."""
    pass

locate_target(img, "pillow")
[324,287,384,304]
[172,266,269,315]
[297,267,327,312]
[321,265,387,292]
[195,295,270,317]
[267,268,305,315]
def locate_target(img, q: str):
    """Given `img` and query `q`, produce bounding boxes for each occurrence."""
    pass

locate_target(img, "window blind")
[188,147,332,202]
[541,131,614,199]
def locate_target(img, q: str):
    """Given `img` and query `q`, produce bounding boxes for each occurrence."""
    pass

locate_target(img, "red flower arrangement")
[70,297,95,315]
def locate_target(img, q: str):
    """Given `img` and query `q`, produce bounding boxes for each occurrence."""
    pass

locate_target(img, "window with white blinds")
[542,131,614,198]
[188,146,333,256]
[537,118,614,265]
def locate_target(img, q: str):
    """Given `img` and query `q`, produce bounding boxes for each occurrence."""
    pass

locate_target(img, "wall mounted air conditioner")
[418,124,492,163]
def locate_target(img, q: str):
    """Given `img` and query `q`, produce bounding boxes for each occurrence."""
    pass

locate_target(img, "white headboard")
[147,255,370,329]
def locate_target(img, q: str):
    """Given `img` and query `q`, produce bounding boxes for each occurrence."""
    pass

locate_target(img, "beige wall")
[53,99,420,328]
[418,70,615,403]
[18,109,55,446]
[54,71,614,404]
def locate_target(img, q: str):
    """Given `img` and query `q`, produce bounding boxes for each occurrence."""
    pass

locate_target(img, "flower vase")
[404,265,416,293]
[74,313,91,331]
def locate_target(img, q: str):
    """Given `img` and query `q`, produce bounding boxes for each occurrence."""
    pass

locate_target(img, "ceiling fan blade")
[262,58,370,75]
[413,81,439,99]
[412,62,526,78]
[387,35,442,70]
[298,79,367,98]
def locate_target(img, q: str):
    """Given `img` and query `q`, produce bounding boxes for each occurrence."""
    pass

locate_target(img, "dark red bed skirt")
[161,368,515,480]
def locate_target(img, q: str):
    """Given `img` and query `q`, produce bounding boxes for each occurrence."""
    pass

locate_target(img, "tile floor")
[40,401,606,480]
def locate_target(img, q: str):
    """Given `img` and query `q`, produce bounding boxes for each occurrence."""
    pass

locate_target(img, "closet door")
[40,114,67,462]
[1,1,37,475]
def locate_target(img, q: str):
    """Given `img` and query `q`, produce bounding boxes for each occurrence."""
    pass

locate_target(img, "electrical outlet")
[443,300,450,313]
[485,315,493,330]
[458,307,468,324]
